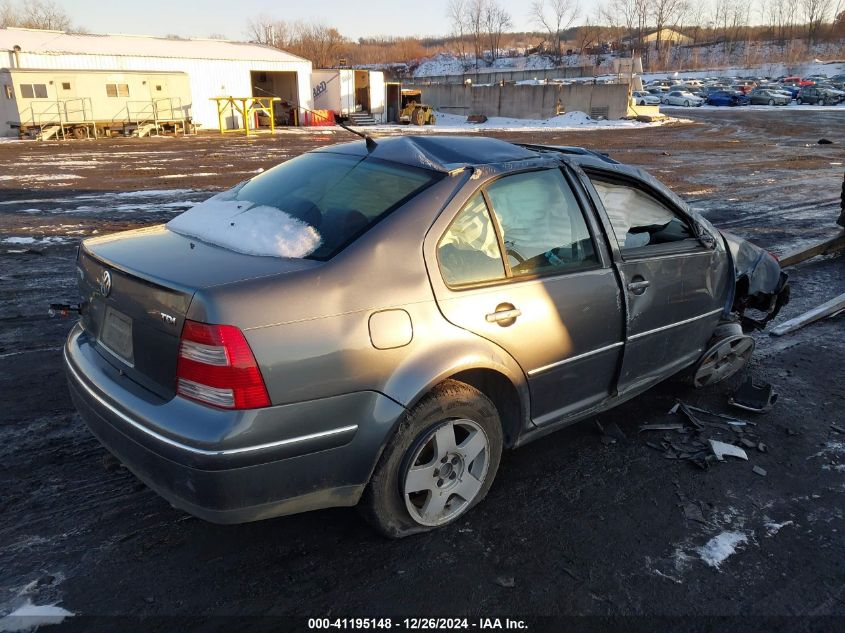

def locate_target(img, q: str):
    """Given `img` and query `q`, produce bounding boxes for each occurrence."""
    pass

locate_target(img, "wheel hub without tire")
[692,333,755,388]
[402,419,489,527]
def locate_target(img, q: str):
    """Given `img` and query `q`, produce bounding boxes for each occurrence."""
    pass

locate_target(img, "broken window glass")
[591,179,694,250]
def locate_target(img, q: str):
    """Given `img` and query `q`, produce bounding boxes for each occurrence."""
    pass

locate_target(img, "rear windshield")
[235,152,441,260]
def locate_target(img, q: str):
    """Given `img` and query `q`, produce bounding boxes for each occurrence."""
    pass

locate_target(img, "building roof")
[0,27,310,64]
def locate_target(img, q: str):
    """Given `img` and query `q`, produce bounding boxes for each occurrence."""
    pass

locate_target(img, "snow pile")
[697,531,748,568]
[0,600,73,632]
[166,192,321,259]
[422,110,674,132]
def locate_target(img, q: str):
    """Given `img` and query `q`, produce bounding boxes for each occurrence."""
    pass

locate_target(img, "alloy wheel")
[402,419,490,527]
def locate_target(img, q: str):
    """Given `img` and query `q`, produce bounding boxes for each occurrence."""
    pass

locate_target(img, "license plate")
[100,306,134,364]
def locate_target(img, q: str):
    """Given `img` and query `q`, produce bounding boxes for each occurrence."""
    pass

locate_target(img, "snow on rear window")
[167,153,439,260]
[166,191,322,258]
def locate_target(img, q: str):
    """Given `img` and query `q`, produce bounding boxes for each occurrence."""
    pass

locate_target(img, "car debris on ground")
[769,292,845,336]
[729,377,778,413]
[636,399,774,471]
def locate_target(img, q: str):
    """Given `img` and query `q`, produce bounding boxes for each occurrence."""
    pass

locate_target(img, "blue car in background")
[706,90,751,106]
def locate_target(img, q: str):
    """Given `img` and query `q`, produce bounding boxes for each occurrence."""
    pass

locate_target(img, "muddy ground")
[0,110,843,629]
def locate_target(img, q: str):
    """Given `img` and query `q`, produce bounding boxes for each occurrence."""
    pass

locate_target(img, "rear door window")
[485,169,597,277]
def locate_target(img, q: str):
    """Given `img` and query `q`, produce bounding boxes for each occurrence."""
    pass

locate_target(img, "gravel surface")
[0,110,843,626]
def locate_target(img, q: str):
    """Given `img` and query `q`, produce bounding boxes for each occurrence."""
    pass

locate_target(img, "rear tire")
[768,99,775,106]
[684,100,690,107]
[360,380,503,538]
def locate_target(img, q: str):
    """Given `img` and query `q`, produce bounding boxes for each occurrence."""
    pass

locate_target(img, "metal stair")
[347,112,377,126]
[37,124,62,141]
[133,122,158,138]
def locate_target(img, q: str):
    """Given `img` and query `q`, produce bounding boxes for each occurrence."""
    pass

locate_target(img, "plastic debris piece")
[494,575,515,588]
[639,423,685,432]
[709,440,748,462]
[757,442,767,453]
[831,425,845,435]
[680,501,707,524]
[752,466,767,477]
[740,438,757,449]
[729,377,778,413]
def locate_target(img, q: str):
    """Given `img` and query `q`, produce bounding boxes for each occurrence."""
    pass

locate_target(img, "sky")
[53,0,605,41]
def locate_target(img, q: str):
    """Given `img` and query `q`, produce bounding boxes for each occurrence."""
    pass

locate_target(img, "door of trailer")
[369,72,385,122]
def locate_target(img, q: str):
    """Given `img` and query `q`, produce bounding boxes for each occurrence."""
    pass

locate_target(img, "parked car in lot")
[632,90,661,105]
[64,137,789,537]
[662,90,704,106]
[797,85,843,105]
[706,90,751,106]
[748,89,791,106]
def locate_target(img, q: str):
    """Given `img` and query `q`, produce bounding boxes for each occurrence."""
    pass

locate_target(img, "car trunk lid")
[78,225,319,399]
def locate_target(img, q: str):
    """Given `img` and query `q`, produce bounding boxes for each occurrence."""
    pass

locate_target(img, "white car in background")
[662,90,704,107]
[632,91,661,105]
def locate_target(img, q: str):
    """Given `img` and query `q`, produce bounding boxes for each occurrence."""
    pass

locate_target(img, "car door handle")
[627,280,650,294]
[486,306,522,324]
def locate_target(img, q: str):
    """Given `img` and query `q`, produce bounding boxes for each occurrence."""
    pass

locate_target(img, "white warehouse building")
[0,27,314,135]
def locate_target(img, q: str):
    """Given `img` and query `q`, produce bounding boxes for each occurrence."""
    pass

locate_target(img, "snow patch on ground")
[697,531,748,568]
[764,520,795,536]
[159,173,218,179]
[0,174,82,182]
[115,189,196,198]
[0,601,73,632]
[363,111,679,133]
[167,195,321,258]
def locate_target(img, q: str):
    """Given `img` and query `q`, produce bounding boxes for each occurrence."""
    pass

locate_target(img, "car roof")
[312,135,542,173]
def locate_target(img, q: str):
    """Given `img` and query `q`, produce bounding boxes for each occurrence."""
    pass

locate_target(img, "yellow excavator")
[399,89,436,126]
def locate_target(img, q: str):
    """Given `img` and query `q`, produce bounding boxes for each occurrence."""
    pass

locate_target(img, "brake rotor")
[692,334,756,388]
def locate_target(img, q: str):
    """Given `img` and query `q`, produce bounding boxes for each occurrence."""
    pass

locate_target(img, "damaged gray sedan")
[64,136,788,537]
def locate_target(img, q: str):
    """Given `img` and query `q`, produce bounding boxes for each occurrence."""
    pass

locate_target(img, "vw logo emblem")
[99,270,112,297]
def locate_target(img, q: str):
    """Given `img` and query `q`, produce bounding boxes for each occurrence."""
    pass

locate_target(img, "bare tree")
[246,15,290,47]
[802,0,835,46]
[531,0,579,64]
[484,0,512,61]
[447,0,470,63]
[467,0,485,67]
[574,17,604,64]
[1,0,72,30]
[651,0,688,57]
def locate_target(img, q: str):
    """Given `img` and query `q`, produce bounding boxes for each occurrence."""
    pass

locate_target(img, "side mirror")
[696,222,717,249]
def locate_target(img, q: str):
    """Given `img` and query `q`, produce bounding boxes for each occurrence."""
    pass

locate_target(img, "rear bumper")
[65,323,406,523]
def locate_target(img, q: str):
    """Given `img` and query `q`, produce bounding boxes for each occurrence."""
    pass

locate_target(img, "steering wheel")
[506,248,525,264]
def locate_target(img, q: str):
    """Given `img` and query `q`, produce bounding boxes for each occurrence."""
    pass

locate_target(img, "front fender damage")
[721,231,790,332]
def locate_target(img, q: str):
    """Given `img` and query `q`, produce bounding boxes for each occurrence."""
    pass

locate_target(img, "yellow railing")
[210,96,281,136]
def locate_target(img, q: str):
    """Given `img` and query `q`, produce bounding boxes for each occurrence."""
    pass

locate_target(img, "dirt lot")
[1,110,843,629]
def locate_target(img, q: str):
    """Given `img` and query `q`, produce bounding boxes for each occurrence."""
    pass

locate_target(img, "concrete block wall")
[411,83,630,120]
[413,65,596,85]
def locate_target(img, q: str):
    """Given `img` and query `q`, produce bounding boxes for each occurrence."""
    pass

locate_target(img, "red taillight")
[176,320,271,410]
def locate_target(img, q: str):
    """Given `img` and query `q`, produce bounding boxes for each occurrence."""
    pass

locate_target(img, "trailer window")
[61,82,71,91]
[106,83,130,98]
[20,84,47,99]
